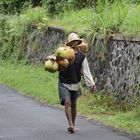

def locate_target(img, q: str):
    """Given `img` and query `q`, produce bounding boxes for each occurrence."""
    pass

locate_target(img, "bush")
[0,7,48,63]
[0,0,30,14]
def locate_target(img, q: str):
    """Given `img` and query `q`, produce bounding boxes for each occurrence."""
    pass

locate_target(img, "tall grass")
[48,8,95,35]
[91,0,130,36]
[90,0,140,36]
[120,4,140,36]
[48,1,140,37]
[21,6,47,24]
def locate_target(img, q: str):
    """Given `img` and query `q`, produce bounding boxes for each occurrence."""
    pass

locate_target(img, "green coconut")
[55,46,75,64]
[44,59,58,73]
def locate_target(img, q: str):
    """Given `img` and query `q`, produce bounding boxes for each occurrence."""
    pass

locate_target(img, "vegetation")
[48,1,140,36]
[0,61,59,104]
[0,7,47,62]
[1,0,140,62]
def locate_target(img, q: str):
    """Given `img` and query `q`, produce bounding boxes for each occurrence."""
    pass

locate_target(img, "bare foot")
[67,126,80,133]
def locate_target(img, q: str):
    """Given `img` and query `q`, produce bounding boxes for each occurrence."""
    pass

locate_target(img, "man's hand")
[91,84,97,92]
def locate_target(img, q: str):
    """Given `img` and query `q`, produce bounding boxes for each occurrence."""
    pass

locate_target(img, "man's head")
[66,33,82,48]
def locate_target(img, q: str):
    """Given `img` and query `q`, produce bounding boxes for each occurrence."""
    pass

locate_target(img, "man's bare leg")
[71,102,76,126]
[71,101,79,132]
[64,99,74,131]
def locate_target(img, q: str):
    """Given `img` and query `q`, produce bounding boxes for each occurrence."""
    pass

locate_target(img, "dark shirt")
[59,51,85,84]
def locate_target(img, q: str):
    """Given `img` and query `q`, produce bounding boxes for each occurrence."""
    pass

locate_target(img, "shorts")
[58,83,82,106]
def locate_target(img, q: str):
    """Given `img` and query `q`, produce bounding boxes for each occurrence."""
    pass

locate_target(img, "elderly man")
[58,32,96,133]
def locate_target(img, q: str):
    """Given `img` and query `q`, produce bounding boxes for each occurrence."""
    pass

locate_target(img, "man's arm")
[82,57,96,92]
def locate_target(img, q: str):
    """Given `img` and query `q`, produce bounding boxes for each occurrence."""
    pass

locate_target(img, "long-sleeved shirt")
[63,57,95,91]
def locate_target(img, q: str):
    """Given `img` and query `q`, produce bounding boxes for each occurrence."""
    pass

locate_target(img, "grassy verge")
[0,62,59,104]
[0,62,139,137]
[77,92,140,136]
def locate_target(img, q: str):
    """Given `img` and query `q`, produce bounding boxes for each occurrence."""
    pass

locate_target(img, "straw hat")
[66,33,82,47]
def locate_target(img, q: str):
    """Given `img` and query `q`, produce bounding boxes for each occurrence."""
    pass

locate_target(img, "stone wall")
[25,26,140,98]
[87,36,140,99]
[26,26,65,64]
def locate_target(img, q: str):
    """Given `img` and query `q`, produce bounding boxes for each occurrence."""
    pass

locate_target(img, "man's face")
[70,41,80,48]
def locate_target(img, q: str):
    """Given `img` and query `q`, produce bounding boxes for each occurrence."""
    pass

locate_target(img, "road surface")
[0,84,138,140]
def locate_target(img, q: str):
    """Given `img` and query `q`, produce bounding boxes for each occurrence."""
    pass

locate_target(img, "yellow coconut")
[57,58,69,71]
[78,38,89,53]
[66,46,75,63]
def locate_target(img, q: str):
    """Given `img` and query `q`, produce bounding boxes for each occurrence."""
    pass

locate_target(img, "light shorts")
[58,83,82,105]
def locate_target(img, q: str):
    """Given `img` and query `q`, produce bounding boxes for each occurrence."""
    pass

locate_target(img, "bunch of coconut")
[44,44,75,73]
[44,32,88,73]
[43,55,58,73]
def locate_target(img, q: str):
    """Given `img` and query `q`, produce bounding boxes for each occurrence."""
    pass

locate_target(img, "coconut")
[78,38,88,53]
[55,46,75,64]
[44,59,58,73]
[66,46,75,62]
[57,58,69,71]
[55,47,68,60]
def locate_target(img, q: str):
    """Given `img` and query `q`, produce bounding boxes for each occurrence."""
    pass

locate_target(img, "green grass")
[120,4,140,36]
[0,62,59,104]
[0,62,139,137]
[48,2,140,37]
[77,93,140,136]
[48,8,94,36]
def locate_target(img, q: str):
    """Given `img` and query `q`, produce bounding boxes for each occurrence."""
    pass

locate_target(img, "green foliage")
[120,4,140,36]
[0,7,48,63]
[48,8,94,35]
[42,0,95,17]
[88,0,140,36]
[0,0,30,14]
[48,1,140,36]
[91,0,130,36]
[80,89,140,112]
[78,91,140,135]
[0,15,29,63]
[21,6,47,23]
[42,0,140,17]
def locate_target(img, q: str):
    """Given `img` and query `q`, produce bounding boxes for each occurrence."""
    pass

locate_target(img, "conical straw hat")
[66,33,82,47]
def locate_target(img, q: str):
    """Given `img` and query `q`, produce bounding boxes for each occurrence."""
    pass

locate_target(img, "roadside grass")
[0,62,59,104]
[0,62,139,136]
[77,92,140,136]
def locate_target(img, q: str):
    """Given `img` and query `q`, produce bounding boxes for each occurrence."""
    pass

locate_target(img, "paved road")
[0,84,138,140]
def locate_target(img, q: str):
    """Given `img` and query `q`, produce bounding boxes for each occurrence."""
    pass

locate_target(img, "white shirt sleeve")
[82,57,95,88]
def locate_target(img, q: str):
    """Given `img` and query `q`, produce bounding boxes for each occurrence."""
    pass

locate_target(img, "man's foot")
[67,126,80,133]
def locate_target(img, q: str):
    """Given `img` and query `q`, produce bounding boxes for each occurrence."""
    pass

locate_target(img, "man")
[58,32,96,133]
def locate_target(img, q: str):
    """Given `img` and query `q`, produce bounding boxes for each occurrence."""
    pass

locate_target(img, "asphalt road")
[0,84,139,140]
